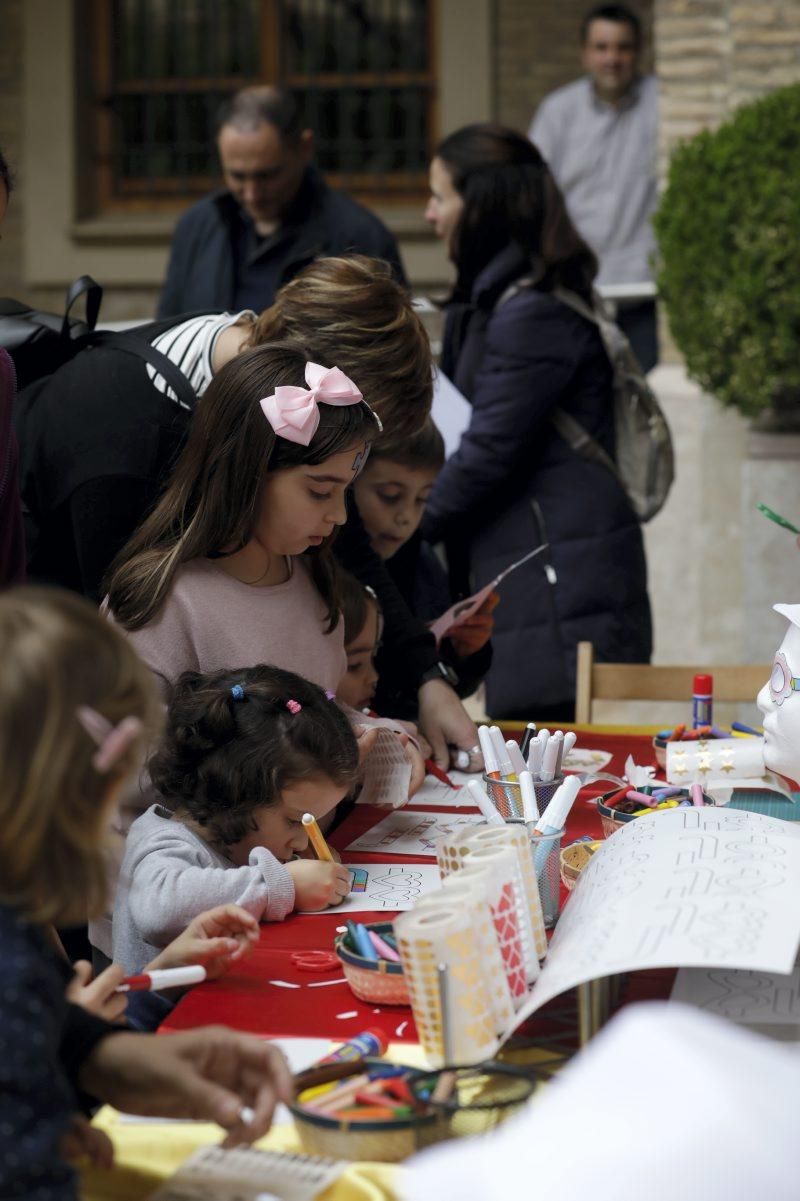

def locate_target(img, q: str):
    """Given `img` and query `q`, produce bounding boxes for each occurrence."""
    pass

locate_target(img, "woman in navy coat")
[422,124,651,719]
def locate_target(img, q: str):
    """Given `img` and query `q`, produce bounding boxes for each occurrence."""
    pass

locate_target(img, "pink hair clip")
[76,705,144,774]
[286,699,302,715]
[325,690,336,701]
[260,362,373,447]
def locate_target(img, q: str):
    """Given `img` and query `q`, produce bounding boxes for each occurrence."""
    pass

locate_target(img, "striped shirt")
[146,310,256,407]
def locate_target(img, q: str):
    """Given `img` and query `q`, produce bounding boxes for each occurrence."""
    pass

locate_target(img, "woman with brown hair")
[422,124,652,720]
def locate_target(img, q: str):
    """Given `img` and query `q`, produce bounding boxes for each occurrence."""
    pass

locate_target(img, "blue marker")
[731,721,763,737]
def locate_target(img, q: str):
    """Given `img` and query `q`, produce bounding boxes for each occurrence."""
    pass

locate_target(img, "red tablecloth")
[161,729,669,1042]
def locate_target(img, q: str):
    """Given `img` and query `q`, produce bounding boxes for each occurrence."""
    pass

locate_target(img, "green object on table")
[757,502,800,535]
[727,790,800,820]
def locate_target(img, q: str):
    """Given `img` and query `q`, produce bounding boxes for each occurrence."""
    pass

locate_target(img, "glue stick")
[692,674,713,729]
[317,1028,388,1065]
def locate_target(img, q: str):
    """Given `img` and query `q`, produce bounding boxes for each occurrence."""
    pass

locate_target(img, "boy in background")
[352,418,496,718]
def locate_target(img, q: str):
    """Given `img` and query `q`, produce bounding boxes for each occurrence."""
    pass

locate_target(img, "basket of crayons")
[290,1057,441,1161]
[408,1061,537,1141]
[560,837,602,891]
[334,921,410,1006]
[597,783,715,837]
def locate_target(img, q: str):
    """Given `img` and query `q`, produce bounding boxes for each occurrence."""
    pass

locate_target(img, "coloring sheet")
[345,809,483,856]
[301,862,441,914]
[429,543,546,644]
[671,956,800,1026]
[150,1145,344,1201]
[562,747,613,773]
[357,727,412,807]
[502,807,800,1041]
[408,769,475,809]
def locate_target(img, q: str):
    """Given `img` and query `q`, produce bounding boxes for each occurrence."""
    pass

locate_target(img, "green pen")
[757,502,800,535]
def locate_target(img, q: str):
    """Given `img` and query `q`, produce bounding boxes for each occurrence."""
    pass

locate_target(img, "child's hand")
[355,724,379,763]
[288,859,352,911]
[147,904,260,980]
[60,1114,115,1169]
[448,591,499,657]
[67,960,128,1024]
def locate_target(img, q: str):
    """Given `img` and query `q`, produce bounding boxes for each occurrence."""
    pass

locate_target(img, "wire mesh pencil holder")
[501,818,563,928]
[483,773,565,822]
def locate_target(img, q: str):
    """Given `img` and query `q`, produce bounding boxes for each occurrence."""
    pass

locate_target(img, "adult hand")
[147,904,260,979]
[66,961,128,1024]
[448,591,499,657]
[417,678,479,769]
[77,1028,292,1148]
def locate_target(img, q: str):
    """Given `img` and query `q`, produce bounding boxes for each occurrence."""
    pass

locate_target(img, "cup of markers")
[597,782,715,838]
[334,920,409,1006]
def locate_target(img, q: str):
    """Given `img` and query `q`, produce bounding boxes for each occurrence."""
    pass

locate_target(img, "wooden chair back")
[574,641,770,724]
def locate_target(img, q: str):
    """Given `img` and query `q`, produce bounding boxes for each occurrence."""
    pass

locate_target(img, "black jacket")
[157,168,407,318]
[423,244,652,718]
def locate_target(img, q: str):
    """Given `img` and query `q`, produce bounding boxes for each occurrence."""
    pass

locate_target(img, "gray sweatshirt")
[112,804,295,974]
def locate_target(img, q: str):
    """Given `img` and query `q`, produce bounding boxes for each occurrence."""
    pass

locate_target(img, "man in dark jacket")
[157,87,406,317]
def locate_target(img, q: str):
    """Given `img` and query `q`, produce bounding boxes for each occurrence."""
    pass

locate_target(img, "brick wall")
[655,1,800,158]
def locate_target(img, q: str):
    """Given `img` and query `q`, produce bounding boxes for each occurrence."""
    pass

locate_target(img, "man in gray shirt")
[529,4,658,372]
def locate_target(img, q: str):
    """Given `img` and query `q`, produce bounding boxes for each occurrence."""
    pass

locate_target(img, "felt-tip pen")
[116,965,207,992]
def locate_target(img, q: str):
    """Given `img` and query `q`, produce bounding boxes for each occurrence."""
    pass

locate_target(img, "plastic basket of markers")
[290,1057,537,1162]
[597,783,716,838]
[334,921,410,1006]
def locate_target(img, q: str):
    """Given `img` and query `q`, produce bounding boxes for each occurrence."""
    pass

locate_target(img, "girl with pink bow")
[105,343,425,805]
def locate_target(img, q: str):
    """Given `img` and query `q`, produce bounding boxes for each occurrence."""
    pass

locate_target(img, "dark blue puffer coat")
[422,244,652,718]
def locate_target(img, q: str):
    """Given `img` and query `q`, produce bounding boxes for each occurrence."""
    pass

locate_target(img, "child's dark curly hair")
[149,665,359,846]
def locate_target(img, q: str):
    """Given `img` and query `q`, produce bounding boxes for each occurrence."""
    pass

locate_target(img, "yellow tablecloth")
[81,1110,401,1201]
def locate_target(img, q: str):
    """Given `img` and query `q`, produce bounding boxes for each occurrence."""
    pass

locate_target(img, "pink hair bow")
[76,706,145,774]
[260,362,364,446]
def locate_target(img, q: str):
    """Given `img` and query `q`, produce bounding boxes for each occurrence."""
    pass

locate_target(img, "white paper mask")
[757,604,800,781]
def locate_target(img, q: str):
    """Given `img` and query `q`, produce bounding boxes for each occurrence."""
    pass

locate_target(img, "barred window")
[79,0,435,215]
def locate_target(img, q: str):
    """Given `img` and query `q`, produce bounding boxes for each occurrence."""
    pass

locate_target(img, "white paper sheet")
[429,543,546,644]
[407,769,474,808]
[149,1145,344,1201]
[301,862,441,914]
[431,366,472,458]
[357,727,412,807]
[562,748,613,773]
[501,807,800,1040]
[345,809,483,856]
[671,957,800,1026]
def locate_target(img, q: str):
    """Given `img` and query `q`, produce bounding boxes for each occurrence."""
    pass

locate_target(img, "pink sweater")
[118,556,346,697]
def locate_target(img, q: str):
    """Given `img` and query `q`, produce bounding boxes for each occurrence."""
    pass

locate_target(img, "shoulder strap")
[77,329,197,411]
[61,275,103,337]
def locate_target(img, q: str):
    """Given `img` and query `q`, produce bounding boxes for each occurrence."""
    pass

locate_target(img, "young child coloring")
[352,417,497,716]
[0,587,291,1199]
[113,664,357,985]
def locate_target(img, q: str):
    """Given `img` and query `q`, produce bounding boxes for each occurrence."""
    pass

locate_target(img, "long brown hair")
[107,343,379,632]
[0,587,161,926]
[435,123,598,300]
[248,255,433,443]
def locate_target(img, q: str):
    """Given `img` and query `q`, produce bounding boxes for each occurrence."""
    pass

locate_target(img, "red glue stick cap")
[693,674,713,694]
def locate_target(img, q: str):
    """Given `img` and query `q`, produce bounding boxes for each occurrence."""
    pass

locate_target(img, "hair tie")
[286,699,302,714]
[231,684,245,701]
[325,690,336,701]
[76,706,144,774]
[260,361,381,446]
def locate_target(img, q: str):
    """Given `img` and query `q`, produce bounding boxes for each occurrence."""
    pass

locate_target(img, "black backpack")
[0,275,103,390]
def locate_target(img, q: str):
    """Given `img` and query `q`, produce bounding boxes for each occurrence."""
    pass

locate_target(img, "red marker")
[425,758,457,788]
[116,965,207,993]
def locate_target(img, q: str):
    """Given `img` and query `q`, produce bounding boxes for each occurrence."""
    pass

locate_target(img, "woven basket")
[597,788,715,838]
[335,921,410,1006]
[290,1058,441,1162]
[559,840,602,891]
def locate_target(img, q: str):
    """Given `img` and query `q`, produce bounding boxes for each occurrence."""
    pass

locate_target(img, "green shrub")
[654,84,800,418]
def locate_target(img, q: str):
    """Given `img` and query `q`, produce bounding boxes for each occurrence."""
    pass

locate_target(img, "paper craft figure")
[429,543,546,644]
[758,603,800,785]
[357,727,412,807]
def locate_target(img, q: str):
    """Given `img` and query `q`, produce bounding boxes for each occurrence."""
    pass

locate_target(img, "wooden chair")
[574,641,770,724]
